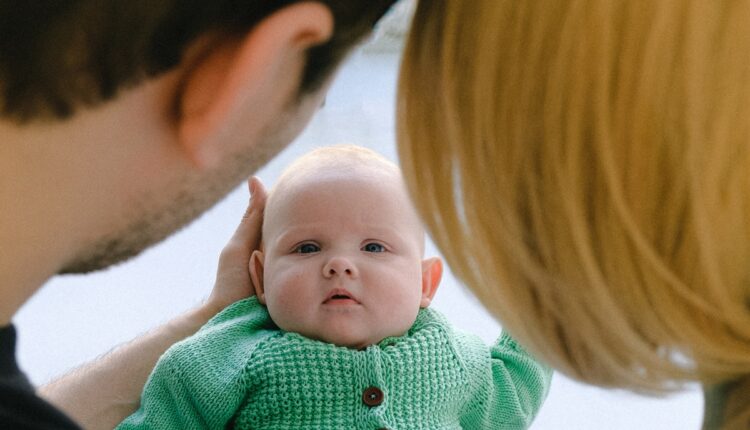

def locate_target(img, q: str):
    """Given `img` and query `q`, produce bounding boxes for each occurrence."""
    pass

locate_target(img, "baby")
[117,145,551,429]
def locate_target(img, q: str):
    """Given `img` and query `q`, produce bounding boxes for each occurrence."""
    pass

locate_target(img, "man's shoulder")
[0,324,81,429]
[0,375,82,429]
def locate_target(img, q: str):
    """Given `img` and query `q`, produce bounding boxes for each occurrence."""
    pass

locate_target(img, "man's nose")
[323,256,359,278]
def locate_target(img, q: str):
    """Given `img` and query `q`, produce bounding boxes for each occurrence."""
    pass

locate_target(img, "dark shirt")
[0,325,81,429]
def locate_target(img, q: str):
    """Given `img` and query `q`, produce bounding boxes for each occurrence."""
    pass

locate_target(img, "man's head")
[0,1,394,123]
[0,1,396,278]
[249,146,443,349]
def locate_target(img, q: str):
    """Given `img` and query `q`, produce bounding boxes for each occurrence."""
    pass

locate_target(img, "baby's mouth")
[323,289,360,305]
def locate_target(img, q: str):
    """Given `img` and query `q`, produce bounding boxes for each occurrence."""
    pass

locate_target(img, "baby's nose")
[323,256,358,278]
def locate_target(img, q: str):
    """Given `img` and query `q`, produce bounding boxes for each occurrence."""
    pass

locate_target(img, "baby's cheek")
[272,283,305,312]
[287,270,308,287]
[382,290,421,328]
[266,296,304,334]
[279,272,316,314]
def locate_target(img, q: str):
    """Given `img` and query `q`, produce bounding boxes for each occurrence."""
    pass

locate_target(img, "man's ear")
[249,250,267,304]
[177,2,334,168]
[420,257,443,308]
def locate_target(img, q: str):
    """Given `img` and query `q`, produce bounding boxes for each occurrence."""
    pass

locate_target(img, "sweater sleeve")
[460,331,552,430]
[116,297,275,430]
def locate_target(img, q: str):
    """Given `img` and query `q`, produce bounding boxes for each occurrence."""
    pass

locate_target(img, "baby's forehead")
[279,164,397,194]
[268,163,406,219]
[280,152,400,186]
[263,150,425,250]
[269,148,403,205]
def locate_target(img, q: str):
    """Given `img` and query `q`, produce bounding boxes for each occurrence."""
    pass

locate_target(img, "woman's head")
[399,0,750,392]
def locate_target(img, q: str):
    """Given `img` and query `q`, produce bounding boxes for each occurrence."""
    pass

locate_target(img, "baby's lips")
[323,288,360,304]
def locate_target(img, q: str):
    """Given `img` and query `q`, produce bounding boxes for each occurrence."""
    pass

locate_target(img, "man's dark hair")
[0,0,395,123]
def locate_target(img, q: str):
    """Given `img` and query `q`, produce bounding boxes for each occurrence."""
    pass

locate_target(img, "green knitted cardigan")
[117,297,551,429]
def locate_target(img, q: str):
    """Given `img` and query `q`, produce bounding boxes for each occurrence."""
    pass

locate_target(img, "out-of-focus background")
[15,2,702,428]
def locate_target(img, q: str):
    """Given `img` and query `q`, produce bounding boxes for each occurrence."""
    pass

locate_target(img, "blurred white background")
[15,13,702,429]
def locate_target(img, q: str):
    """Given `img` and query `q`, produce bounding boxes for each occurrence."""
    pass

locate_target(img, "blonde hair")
[398,0,750,393]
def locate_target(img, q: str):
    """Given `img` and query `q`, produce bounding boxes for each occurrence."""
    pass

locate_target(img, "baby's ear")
[249,250,266,304]
[420,257,443,308]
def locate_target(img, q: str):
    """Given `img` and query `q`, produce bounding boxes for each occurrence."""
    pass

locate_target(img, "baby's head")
[250,145,442,349]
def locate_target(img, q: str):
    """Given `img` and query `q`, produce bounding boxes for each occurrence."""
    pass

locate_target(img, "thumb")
[227,176,268,250]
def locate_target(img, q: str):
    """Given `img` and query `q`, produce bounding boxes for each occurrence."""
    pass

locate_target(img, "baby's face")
[251,169,440,349]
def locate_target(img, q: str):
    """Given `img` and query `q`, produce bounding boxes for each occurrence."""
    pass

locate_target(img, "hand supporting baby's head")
[249,145,442,349]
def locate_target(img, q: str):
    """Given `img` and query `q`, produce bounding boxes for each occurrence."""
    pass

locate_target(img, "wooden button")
[362,386,384,406]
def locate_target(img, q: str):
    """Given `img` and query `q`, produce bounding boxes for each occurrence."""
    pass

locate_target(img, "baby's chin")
[299,327,404,350]
[274,313,418,350]
[309,331,379,350]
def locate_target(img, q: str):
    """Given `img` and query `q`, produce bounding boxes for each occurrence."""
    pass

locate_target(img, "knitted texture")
[117,297,551,429]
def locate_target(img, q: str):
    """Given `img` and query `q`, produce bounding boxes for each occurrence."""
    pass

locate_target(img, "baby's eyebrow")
[271,226,320,247]
[270,224,416,250]
[271,231,306,248]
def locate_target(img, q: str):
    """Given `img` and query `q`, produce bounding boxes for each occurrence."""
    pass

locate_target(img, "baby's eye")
[295,243,320,254]
[362,242,386,253]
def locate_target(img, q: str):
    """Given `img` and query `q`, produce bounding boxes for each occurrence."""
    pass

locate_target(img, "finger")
[247,176,268,218]
[227,176,268,248]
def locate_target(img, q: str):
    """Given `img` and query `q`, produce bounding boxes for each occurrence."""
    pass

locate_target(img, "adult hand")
[206,176,267,313]
[41,177,268,430]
